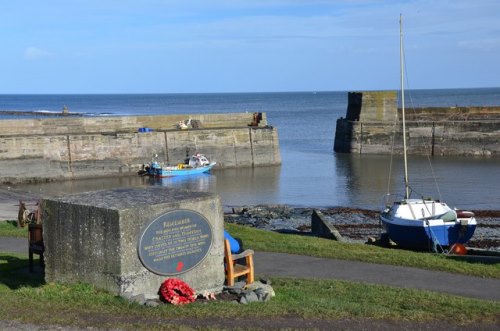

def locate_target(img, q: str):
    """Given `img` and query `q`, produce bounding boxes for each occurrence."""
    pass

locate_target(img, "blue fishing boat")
[379,16,476,251]
[140,153,216,178]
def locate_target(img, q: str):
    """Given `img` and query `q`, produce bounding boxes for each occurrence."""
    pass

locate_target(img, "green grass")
[0,254,499,330]
[0,220,27,238]
[0,223,499,329]
[0,220,498,279]
[226,223,500,279]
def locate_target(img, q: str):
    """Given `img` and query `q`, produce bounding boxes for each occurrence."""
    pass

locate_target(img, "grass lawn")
[225,223,500,279]
[0,220,26,238]
[0,252,499,330]
[1,220,499,279]
[0,221,499,329]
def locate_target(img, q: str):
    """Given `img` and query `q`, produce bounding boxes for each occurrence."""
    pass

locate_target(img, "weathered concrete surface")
[0,112,269,135]
[345,91,397,122]
[311,209,344,241]
[42,187,225,299]
[334,91,500,156]
[0,113,281,184]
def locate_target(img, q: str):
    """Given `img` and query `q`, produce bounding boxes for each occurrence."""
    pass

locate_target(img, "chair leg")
[246,256,254,284]
[248,270,254,284]
[227,270,235,286]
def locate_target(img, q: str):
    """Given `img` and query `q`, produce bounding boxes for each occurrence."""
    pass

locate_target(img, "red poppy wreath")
[159,278,196,305]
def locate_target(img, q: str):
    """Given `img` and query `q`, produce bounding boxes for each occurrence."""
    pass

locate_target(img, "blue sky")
[1,0,499,93]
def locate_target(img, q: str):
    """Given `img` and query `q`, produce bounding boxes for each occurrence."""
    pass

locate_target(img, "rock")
[241,291,259,303]
[311,209,344,242]
[225,205,405,245]
[232,207,248,214]
[254,288,266,301]
[130,293,146,305]
[246,281,275,299]
[145,299,160,307]
[236,281,247,288]
[224,287,243,296]
[223,282,246,295]
[222,280,276,304]
[229,204,500,250]
[260,277,271,285]
[379,233,397,247]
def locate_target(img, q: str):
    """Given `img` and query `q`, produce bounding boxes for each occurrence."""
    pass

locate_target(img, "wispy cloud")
[24,46,51,60]
[2,0,499,92]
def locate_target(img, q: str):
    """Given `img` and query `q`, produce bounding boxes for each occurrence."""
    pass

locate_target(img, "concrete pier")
[334,91,500,156]
[0,112,281,184]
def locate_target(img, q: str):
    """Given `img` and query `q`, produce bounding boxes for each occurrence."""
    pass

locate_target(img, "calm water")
[2,88,500,210]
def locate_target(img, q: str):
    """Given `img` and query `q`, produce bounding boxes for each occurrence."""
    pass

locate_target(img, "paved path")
[0,237,28,254]
[255,251,500,301]
[2,237,499,301]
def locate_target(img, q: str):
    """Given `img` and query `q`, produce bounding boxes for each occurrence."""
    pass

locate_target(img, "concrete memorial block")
[42,186,224,299]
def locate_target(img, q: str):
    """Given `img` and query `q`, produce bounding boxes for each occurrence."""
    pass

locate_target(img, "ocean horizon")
[2,87,500,210]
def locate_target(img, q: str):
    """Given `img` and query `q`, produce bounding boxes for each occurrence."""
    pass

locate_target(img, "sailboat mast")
[400,14,410,199]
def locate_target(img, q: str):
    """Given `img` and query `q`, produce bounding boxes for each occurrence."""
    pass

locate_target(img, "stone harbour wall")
[334,91,500,156]
[0,112,268,135]
[0,112,281,183]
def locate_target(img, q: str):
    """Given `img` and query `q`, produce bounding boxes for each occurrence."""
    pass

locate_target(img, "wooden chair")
[28,224,44,273]
[224,239,254,286]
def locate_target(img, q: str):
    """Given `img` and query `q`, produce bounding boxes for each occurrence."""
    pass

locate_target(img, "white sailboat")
[379,15,476,251]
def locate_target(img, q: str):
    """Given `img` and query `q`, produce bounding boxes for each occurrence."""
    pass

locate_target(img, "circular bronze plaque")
[138,209,213,275]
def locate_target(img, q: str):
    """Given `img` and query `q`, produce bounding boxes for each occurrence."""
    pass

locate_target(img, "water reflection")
[12,155,500,211]
[146,174,216,192]
[335,154,500,210]
[15,166,282,208]
[214,166,281,206]
[277,149,344,207]
[335,154,397,209]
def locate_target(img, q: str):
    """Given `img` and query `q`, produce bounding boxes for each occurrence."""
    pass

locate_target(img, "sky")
[1,0,499,94]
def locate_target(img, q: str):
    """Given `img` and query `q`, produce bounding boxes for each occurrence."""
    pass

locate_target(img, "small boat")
[140,153,216,178]
[380,199,477,250]
[379,16,476,251]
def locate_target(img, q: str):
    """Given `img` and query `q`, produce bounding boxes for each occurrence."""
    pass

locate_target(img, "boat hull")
[380,214,476,250]
[148,163,216,178]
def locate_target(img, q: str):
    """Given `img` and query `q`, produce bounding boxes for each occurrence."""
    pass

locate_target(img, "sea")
[1,88,500,211]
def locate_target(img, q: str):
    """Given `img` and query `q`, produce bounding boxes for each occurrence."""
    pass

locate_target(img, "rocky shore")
[1,187,498,251]
[224,205,500,251]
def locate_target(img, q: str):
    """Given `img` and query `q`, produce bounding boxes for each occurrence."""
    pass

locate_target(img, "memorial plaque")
[138,209,213,275]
